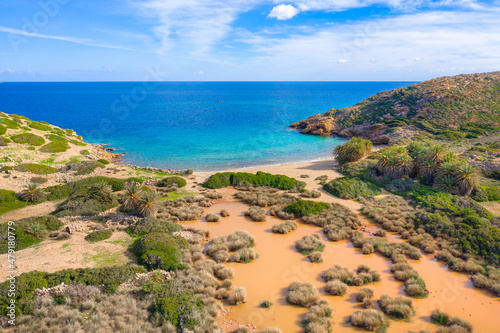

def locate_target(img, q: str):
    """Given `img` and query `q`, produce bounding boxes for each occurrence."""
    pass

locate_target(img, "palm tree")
[124,183,143,210]
[137,190,160,217]
[453,164,478,196]
[90,181,112,196]
[425,144,447,163]
[418,159,437,184]
[19,183,44,203]
[436,161,460,179]
[435,176,457,194]
[393,153,414,178]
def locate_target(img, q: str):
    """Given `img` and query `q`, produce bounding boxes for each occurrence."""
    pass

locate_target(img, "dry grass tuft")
[228,287,247,305]
[296,234,325,255]
[286,282,320,307]
[271,220,298,234]
[244,205,267,221]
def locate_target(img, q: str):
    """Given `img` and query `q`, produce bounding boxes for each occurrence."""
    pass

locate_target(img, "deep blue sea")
[0,82,413,171]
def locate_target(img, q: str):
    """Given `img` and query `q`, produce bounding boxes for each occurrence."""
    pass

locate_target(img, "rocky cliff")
[290,71,500,143]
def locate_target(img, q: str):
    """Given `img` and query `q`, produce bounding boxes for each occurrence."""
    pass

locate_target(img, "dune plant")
[19,182,44,203]
[334,137,373,164]
[286,282,320,307]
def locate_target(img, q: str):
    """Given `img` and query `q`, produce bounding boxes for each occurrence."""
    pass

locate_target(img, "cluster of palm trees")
[377,142,479,196]
[123,182,160,217]
[19,180,160,217]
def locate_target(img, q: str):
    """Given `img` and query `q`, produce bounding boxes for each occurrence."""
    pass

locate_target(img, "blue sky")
[0,0,499,81]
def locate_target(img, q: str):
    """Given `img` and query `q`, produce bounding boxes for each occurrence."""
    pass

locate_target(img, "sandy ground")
[0,231,134,282]
[0,200,60,222]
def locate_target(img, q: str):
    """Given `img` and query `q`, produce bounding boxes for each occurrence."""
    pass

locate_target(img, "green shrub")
[15,163,57,175]
[488,169,500,181]
[39,141,69,153]
[323,176,381,199]
[461,216,489,229]
[430,309,450,325]
[59,161,105,175]
[158,176,187,188]
[70,139,87,146]
[97,158,110,165]
[30,176,48,184]
[80,149,90,155]
[284,200,330,217]
[0,125,6,135]
[0,136,11,146]
[0,117,20,129]
[0,216,63,253]
[52,193,118,217]
[130,232,189,271]
[128,216,182,236]
[152,287,204,330]
[29,121,51,131]
[0,265,146,316]
[11,133,45,146]
[334,137,373,165]
[203,171,305,190]
[0,189,29,215]
[44,134,67,142]
[45,177,125,202]
[349,309,389,332]
[286,281,320,307]
[295,234,325,255]
[85,229,112,243]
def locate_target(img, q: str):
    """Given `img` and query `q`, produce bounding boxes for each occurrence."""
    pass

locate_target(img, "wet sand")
[182,202,500,333]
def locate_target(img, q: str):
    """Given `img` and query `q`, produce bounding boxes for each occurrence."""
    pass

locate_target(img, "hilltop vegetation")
[291,71,500,143]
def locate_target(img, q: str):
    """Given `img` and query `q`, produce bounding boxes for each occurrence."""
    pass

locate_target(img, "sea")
[0,82,413,171]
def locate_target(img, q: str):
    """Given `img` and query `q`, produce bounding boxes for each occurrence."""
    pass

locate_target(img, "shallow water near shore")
[0,81,412,171]
[182,202,500,332]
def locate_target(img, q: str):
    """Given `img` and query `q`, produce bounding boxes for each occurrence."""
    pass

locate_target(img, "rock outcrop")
[290,71,500,144]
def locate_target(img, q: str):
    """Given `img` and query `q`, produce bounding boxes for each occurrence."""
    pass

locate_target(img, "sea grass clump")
[271,220,298,234]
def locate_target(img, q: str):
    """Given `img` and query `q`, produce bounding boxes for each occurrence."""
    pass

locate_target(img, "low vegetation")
[430,309,473,332]
[158,176,187,188]
[85,229,113,243]
[334,137,373,164]
[271,220,298,234]
[323,176,381,199]
[378,294,415,319]
[11,133,46,146]
[348,309,389,332]
[284,200,330,217]
[15,163,57,174]
[203,171,306,191]
[295,234,325,255]
[322,264,380,286]
[286,281,320,307]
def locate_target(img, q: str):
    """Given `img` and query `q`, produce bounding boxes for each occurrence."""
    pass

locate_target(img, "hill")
[290,71,500,144]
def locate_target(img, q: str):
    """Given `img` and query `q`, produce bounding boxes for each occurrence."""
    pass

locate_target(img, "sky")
[0,0,499,81]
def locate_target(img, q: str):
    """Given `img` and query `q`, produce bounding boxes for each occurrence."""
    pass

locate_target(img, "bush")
[11,133,45,146]
[334,137,373,164]
[52,192,119,217]
[228,287,247,305]
[296,234,325,255]
[349,309,389,332]
[378,294,414,319]
[244,205,267,221]
[286,282,320,307]
[0,136,11,146]
[431,309,450,325]
[325,280,348,296]
[488,168,500,181]
[0,215,63,253]
[206,213,221,222]
[29,121,51,131]
[30,176,48,184]
[0,189,28,215]
[308,251,323,263]
[158,176,187,188]
[15,163,57,174]
[152,287,204,330]
[323,177,381,199]
[220,209,230,217]
[39,141,69,153]
[272,220,298,234]
[404,277,428,298]
[203,171,305,191]
[85,229,112,243]
[284,200,330,217]
[128,216,182,236]
[233,248,257,263]
[260,300,273,308]
[97,159,110,165]
[0,117,20,129]
[131,232,189,271]
[59,161,105,175]
[0,265,146,316]
[356,287,374,302]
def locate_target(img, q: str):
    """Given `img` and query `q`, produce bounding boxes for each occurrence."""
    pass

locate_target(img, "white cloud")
[237,8,500,80]
[268,4,300,20]
[195,69,204,75]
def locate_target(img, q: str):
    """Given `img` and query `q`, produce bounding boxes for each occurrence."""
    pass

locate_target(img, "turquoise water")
[0,82,413,171]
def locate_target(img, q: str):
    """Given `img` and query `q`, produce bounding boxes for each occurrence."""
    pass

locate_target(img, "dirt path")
[0,200,60,222]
